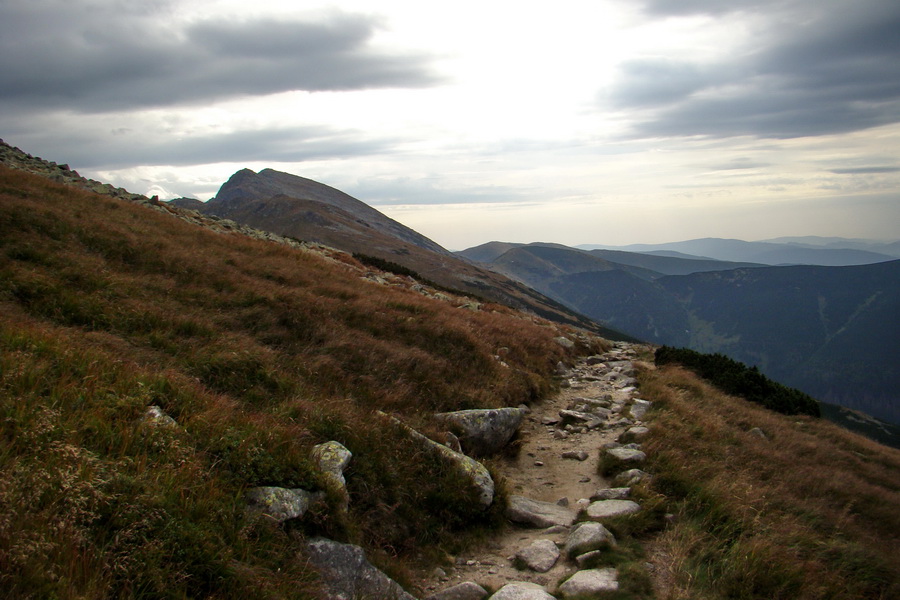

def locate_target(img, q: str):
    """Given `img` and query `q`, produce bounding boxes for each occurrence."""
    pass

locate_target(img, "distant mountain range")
[461,241,900,425]
[577,237,900,266]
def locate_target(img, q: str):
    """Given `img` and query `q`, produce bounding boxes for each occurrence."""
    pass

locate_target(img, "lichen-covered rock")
[305,538,416,600]
[434,407,525,456]
[312,440,352,510]
[244,486,312,523]
[506,495,577,528]
[559,568,619,597]
[379,412,494,508]
[563,521,616,558]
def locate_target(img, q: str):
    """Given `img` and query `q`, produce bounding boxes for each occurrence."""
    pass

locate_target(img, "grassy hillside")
[0,167,604,599]
[637,363,900,599]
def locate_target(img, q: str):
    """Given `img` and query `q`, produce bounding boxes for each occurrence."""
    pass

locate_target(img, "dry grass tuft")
[639,364,900,600]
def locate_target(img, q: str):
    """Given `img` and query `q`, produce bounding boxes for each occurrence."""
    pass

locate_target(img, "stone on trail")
[305,538,416,600]
[586,499,641,519]
[244,486,313,523]
[590,487,631,501]
[488,581,555,600]
[558,568,619,597]
[515,539,560,573]
[619,425,650,442]
[606,447,647,464]
[564,521,617,558]
[426,581,489,600]
[561,450,589,461]
[629,399,652,420]
[506,495,578,528]
[434,407,525,457]
[612,468,650,487]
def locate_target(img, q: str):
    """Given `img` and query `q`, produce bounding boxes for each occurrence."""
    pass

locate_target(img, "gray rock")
[561,450,589,461]
[312,441,352,510]
[553,336,575,349]
[142,405,178,428]
[434,408,525,456]
[586,499,641,519]
[305,538,416,600]
[559,568,619,597]
[244,486,312,523]
[507,495,578,528]
[380,412,494,508]
[488,582,555,600]
[606,447,646,464]
[749,427,768,440]
[612,469,650,487]
[515,539,560,573]
[590,487,631,501]
[426,581,489,600]
[575,549,603,567]
[564,521,617,558]
[620,426,650,442]
[629,399,652,420]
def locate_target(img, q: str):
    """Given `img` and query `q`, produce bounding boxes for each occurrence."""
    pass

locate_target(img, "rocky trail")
[417,342,655,600]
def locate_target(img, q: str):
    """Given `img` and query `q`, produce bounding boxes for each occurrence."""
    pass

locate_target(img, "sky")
[2,0,899,250]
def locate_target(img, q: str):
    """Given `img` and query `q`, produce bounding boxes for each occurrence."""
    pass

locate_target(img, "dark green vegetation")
[654,347,820,417]
[0,167,603,599]
[637,363,900,600]
[465,241,900,427]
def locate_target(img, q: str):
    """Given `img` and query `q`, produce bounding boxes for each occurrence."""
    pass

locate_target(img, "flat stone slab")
[606,447,647,463]
[586,499,641,519]
[488,582,555,600]
[515,539,559,573]
[559,568,619,597]
[507,495,578,528]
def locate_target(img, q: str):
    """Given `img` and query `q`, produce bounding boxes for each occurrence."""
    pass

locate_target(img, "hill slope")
[181,169,625,338]
[0,165,609,599]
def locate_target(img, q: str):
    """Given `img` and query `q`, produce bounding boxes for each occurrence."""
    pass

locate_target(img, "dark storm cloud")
[612,0,900,139]
[24,125,399,170]
[0,3,440,113]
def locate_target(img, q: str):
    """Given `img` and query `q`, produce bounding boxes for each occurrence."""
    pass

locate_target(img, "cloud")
[17,124,400,170]
[0,2,440,113]
[829,166,900,175]
[611,0,900,140]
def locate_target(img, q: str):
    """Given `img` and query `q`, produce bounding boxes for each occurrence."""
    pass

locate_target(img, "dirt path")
[416,343,648,597]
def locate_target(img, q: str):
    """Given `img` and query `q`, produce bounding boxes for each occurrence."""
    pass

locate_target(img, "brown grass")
[638,364,900,600]
[0,167,600,598]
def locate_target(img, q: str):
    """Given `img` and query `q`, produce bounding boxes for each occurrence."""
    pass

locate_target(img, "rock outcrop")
[305,538,416,600]
[434,408,525,457]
